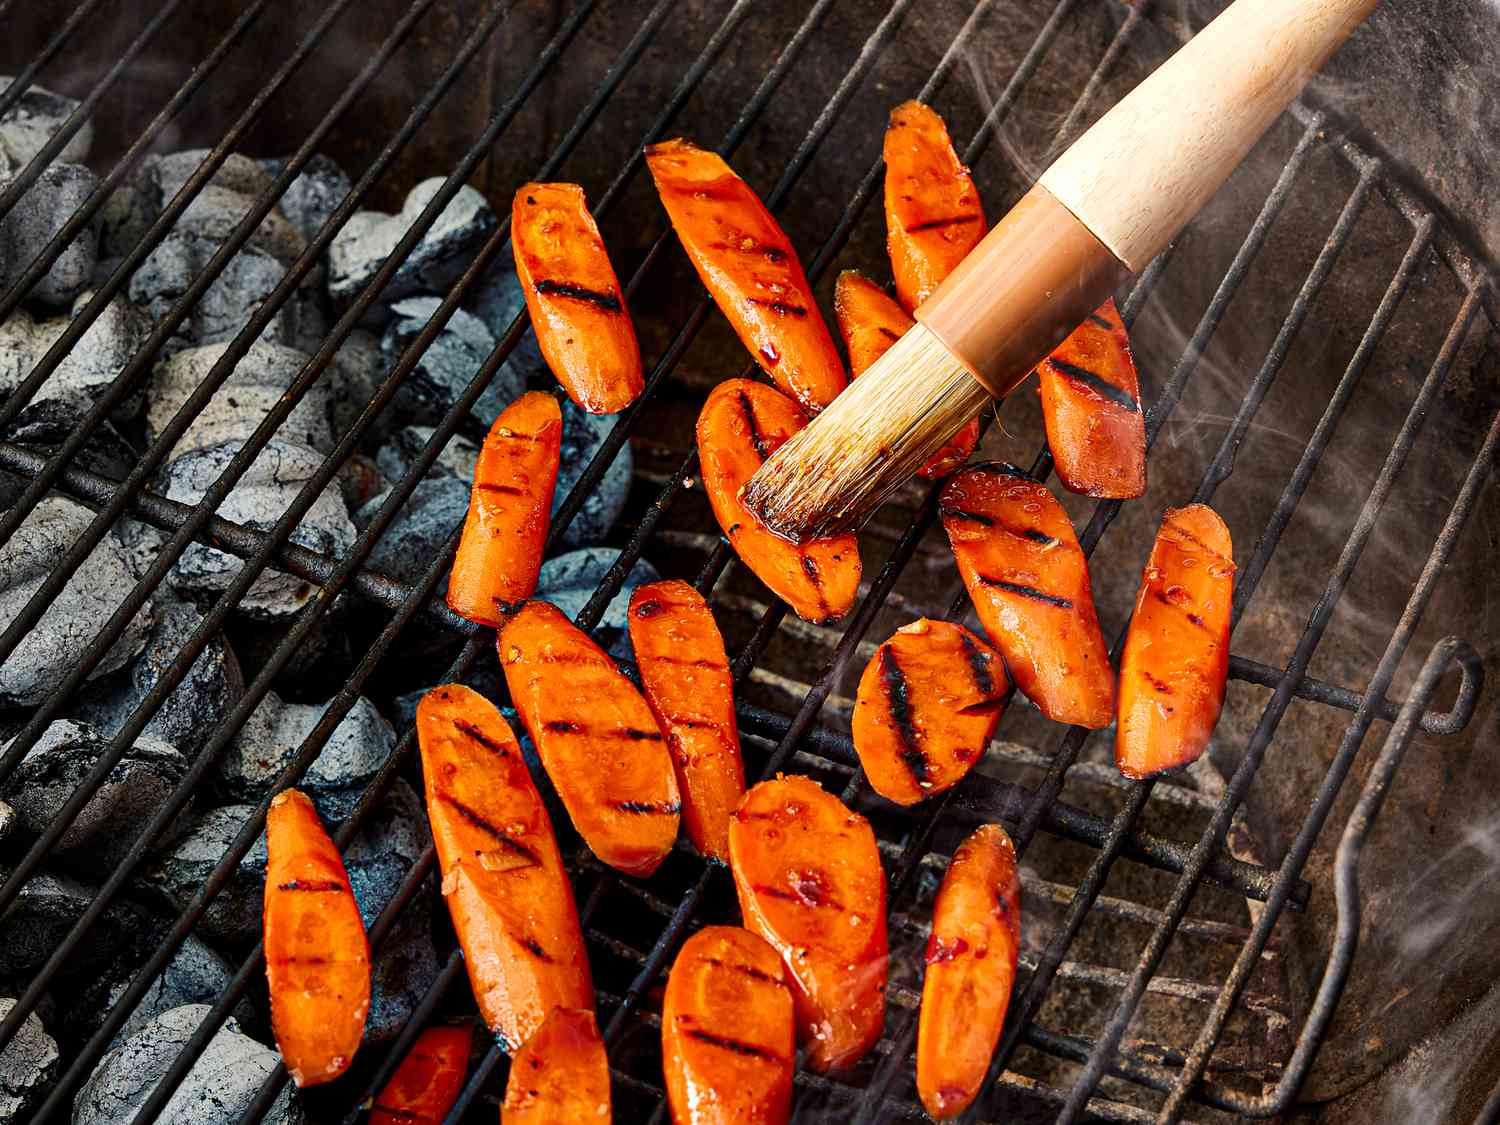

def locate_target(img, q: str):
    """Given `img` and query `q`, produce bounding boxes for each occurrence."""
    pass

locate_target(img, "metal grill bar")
[0,0,116,147]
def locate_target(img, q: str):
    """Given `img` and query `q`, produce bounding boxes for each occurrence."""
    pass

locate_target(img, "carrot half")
[499,600,681,877]
[883,101,985,313]
[1115,504,1234,779]
[663,926,795,1125]
[628,579,745,862]
[851,619,1007,805]
[501,1008,612,1124]
[446,391,563,627]
[916,824,1021,1120]
[833,270,979,478]
[645,138,846,412]
[697,379,861,625]
[369,1024,473,1125]
[263,788,370,1087]
[728,776,888,1071]
[415,685,593,1049]
[940,463,1114,728]
[512,182,642,414]
[1037,298,1146,499]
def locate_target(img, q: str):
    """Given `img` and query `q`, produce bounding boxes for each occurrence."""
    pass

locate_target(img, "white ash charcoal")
[538,547,661,634]
[0,496,154,707]
[327,327,390,443]
[381,295,522,427]
[0,291,150,429]
[0,162,100,307]
[352,474,469,588]
[462,260,547,385]
[146,340,335,459]
[156,439,355,619]
[0,868,157,977]
[0,800,13,842]
[374,424,479,485]
[0,77,91,171]
[138,804,266,946]
[2,720,189,876]
[0,415,138,514]
[258,154,351,244]
[73,1005,302,1125]
[70,601,244,762]
[555,398,633,547]
[327,178,497,313]
[0,997,58,1123]
[217,692,394,815]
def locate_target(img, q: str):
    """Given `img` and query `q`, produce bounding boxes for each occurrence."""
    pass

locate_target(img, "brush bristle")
[742,322,990,543]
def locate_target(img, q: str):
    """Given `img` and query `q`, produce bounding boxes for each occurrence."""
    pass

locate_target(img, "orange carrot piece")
[369,1024,473,1125]
[663,926,795,1125]
[628,579,746,862]
[940,463,1115,728]
[263,788,370,1087]
[1037,298,1146,499]
[697,379,861,625]
[501,1008,612,1124]
[446,391,563,627]
[1115,505,1234,779]
[499,600,681,877]
[916,824,1021,1119]
[883,101,985,313]
[833,270,979,478]
[645,138,846,412]
[415,685,593,1049]
[728,776,888,1071]
[851,619,1008,805]
[512,182,643,414]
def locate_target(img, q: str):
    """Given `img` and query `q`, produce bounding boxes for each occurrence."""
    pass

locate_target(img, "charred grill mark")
[939,504,991,526]
[737,390,771,461]
[1152,590,1215,633]
[633,599,665,618]
[669,717,718,730]
[477,482,526,496]
[533,278,622,312]
[615,799,682,815]
[543,718,661,742]
[704,956,789,988]
[1164,519,1233,565]
[437,794,541,864]
[880,647,927,783]
[1008,525,1058,547]
[520,936,555,963]
[752,883,801,903]
[745,296,808,318]
[976,575,1073,609]
[647,655,723,669]
[958,630,999,699]
[275,879,345,893]
[455,719,510,757]
[800,555,821,587]
[625,727,664,741]
[544,719,582,733]
[905,214,980,233]
[1143,670,1173,694]
[943,504,1055,546]
[878,326,902,342]
[1087,311,1113,329]
[1047,357,1140,413]
[683,1028,783,1062]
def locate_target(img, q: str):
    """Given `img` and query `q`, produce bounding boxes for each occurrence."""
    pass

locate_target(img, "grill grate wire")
[0,1,1492,1122]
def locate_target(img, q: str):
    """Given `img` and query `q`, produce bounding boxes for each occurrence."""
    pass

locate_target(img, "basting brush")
[743,0,1379,543]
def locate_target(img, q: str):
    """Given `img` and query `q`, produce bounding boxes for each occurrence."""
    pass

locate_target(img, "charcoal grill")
[0,0,1494,1121]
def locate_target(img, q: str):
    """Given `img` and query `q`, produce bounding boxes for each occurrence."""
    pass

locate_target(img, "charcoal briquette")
[259,153,352,244]
[537,546,661,634]
[381,295,522,427]
[374,424,479,484]
[0,162,100,307]
[352,473,470,588]
[554,399,633,547]
[0,77,91,171]
[0,997,58,1123]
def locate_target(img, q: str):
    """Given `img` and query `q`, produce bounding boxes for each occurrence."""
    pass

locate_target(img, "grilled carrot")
[883,101,985,313]
[512,182,642,414]
[415,685,593,1049]
[446,391,563,627]
[940,463,1114,728]
[501,1008,612,1124]
[916,824,1021,1120]
[833,269,978,478]
[263,788,370,1087]
[628,579,745,862]
[851,619,1008,805]
[728,776,888,1071]
[697,379,860,625]
[645,138,846,412]
[1115,504,1234,779]
[499,600,681,877]
[369,1024,473,1125]
[663,926,795,1125]
[1037,298,1146,499]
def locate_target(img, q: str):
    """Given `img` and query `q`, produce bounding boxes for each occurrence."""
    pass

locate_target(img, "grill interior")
[0,1,1495,1122]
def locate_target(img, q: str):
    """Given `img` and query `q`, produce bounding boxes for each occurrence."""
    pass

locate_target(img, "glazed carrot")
[513,182,643,414]
[728,776,888,1071]
[833,269,978,478]
[697,379,861,625]
[850,619,1008,805]
[446,391,562,627]
[263,788,370,1087]
[883,101,985,313]
[645,138,846,412]
[940,463,1114,728]
[501,1008,612,1124]
[499,600,680,877]
[369,1024,473,1125]
[1037,298,1146,499]
[628,579,745,862]
[663,926,795,1125]
[415,685,593,1049]
[916,824,1021,1120]
[1115,504,1234,779]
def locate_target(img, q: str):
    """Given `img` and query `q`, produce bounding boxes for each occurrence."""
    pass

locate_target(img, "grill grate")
[0,1,1493,1122]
